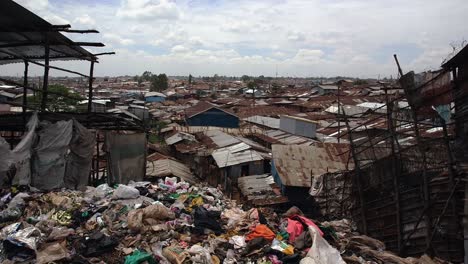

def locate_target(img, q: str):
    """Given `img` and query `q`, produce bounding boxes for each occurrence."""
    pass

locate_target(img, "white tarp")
[0,136,13,184]
[31,120,73,190]
[64,120,95,190]
[11,112,39,186]
[105,132,146,184]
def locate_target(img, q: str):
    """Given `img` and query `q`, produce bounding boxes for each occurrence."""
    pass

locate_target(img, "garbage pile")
[0,178,450,264]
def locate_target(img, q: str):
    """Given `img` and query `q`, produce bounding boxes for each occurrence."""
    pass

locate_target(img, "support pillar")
[87,61,95,113]
[40,43,50,112]
[22,60,28,125]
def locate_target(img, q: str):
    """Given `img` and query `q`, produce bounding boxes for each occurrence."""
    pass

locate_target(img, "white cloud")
[116,0,181,21]
[14,0,48,11]
[171,45,189,53]
[104,33,135,46]
[74,14,95,26]
[287,31,306,42]
[3,0,468,78]
[42,14,70,25]
[293,49,324,62]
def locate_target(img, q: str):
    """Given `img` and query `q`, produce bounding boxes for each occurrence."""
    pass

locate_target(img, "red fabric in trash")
[287,215,323,242]
[246,224,276,241]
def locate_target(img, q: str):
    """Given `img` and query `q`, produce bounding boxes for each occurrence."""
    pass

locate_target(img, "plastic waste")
[124,250,157,264]
[300,226,345,264]
[36,241,69,264]
[271,239,294,255]
[113,184,140,199]
[229,235,246,249]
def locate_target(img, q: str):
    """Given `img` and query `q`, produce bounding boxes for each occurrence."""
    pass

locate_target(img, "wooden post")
[40,43,50,112]
[342,111,367,234]
[385,87,402,253]
[87,61,95,113]
[22,60,28,125]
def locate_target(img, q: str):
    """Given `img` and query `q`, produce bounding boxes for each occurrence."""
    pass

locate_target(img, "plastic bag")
[165,177,178,186]
[162,246,190,264]
[228,236,246,249]
[124,250,157,264]
[300,226,345,264]
[271,239,294,255]
[113,185,140,200]
[36,241,69,264]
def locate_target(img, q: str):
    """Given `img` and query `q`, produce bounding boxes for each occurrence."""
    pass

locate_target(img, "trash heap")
[0,178,450,264]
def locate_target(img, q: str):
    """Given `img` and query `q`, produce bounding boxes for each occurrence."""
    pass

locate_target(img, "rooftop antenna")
[275,64,278,79]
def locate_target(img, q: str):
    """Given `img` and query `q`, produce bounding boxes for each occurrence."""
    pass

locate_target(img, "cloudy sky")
[2,0,468,78]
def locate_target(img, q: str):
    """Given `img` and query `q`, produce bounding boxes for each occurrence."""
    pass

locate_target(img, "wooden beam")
[0,49,91,78]
[0,77,83,102]
[0,41,104,48]
[88,61,95,113]
[60,29,99,34]
[41,43,50,112]
[22,60,28,125]
[93,52,116,56]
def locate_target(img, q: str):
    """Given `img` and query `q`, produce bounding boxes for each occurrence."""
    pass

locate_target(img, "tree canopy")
[29,84,84,112]
[150,73,169,92]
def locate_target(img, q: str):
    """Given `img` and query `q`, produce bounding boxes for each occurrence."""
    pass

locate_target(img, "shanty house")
[144,91,166,103]
[211,142,267,196]
[314,84,340,95]
[185,101,239,128]
[271,143,352,200]
[279,115,317,138]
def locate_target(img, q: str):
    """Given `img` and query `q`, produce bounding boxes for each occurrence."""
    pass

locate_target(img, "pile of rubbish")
[0,178,450,264]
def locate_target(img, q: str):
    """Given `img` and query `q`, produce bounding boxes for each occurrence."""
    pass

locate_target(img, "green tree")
[142,71,153,81]
[188,74,193,85]
[353,79,368,85]
[271,82,281,93]
[241,75,250,83]
[150,73,169,92]
[29,84,84,112]
[247,81,257,90]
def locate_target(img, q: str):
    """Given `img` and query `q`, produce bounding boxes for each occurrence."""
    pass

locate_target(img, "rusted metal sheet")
[272,143,352,187]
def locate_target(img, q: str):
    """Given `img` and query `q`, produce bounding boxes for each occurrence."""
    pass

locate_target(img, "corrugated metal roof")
[212,142,263,168]
[243,115,280,129]
[146,158,196,183]
[272,143,352,187]
[145,91,166,98]
[165,132,196,145]
[238,174,288,205]
[204,130,240,147]
[185,101,237,119]
[0,0,100,64]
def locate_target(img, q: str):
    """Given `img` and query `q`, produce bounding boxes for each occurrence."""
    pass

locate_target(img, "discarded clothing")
[246,224,276,241]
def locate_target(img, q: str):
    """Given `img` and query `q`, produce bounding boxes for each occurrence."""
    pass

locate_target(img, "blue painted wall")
[186,108,239,128]
[145,96,166,102]
[271,159,284,192]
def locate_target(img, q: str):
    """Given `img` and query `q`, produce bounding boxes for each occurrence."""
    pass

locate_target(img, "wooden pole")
[385,87,402,253]
[40,43,50,112]
[88,61,95,113]
[22,60,28,125]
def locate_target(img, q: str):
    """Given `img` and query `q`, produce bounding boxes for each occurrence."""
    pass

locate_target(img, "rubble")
[0,178,450,264]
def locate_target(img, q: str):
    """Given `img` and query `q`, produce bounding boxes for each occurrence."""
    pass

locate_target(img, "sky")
[2,0,468,78]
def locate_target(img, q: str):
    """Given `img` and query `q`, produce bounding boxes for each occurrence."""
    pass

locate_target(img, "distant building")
[279,115,317,138]
[313,84,339,95]
[144,91,166,103]
[184,101,239,128]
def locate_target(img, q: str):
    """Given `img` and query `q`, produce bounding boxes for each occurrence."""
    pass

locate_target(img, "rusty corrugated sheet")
[272,143,353,187]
